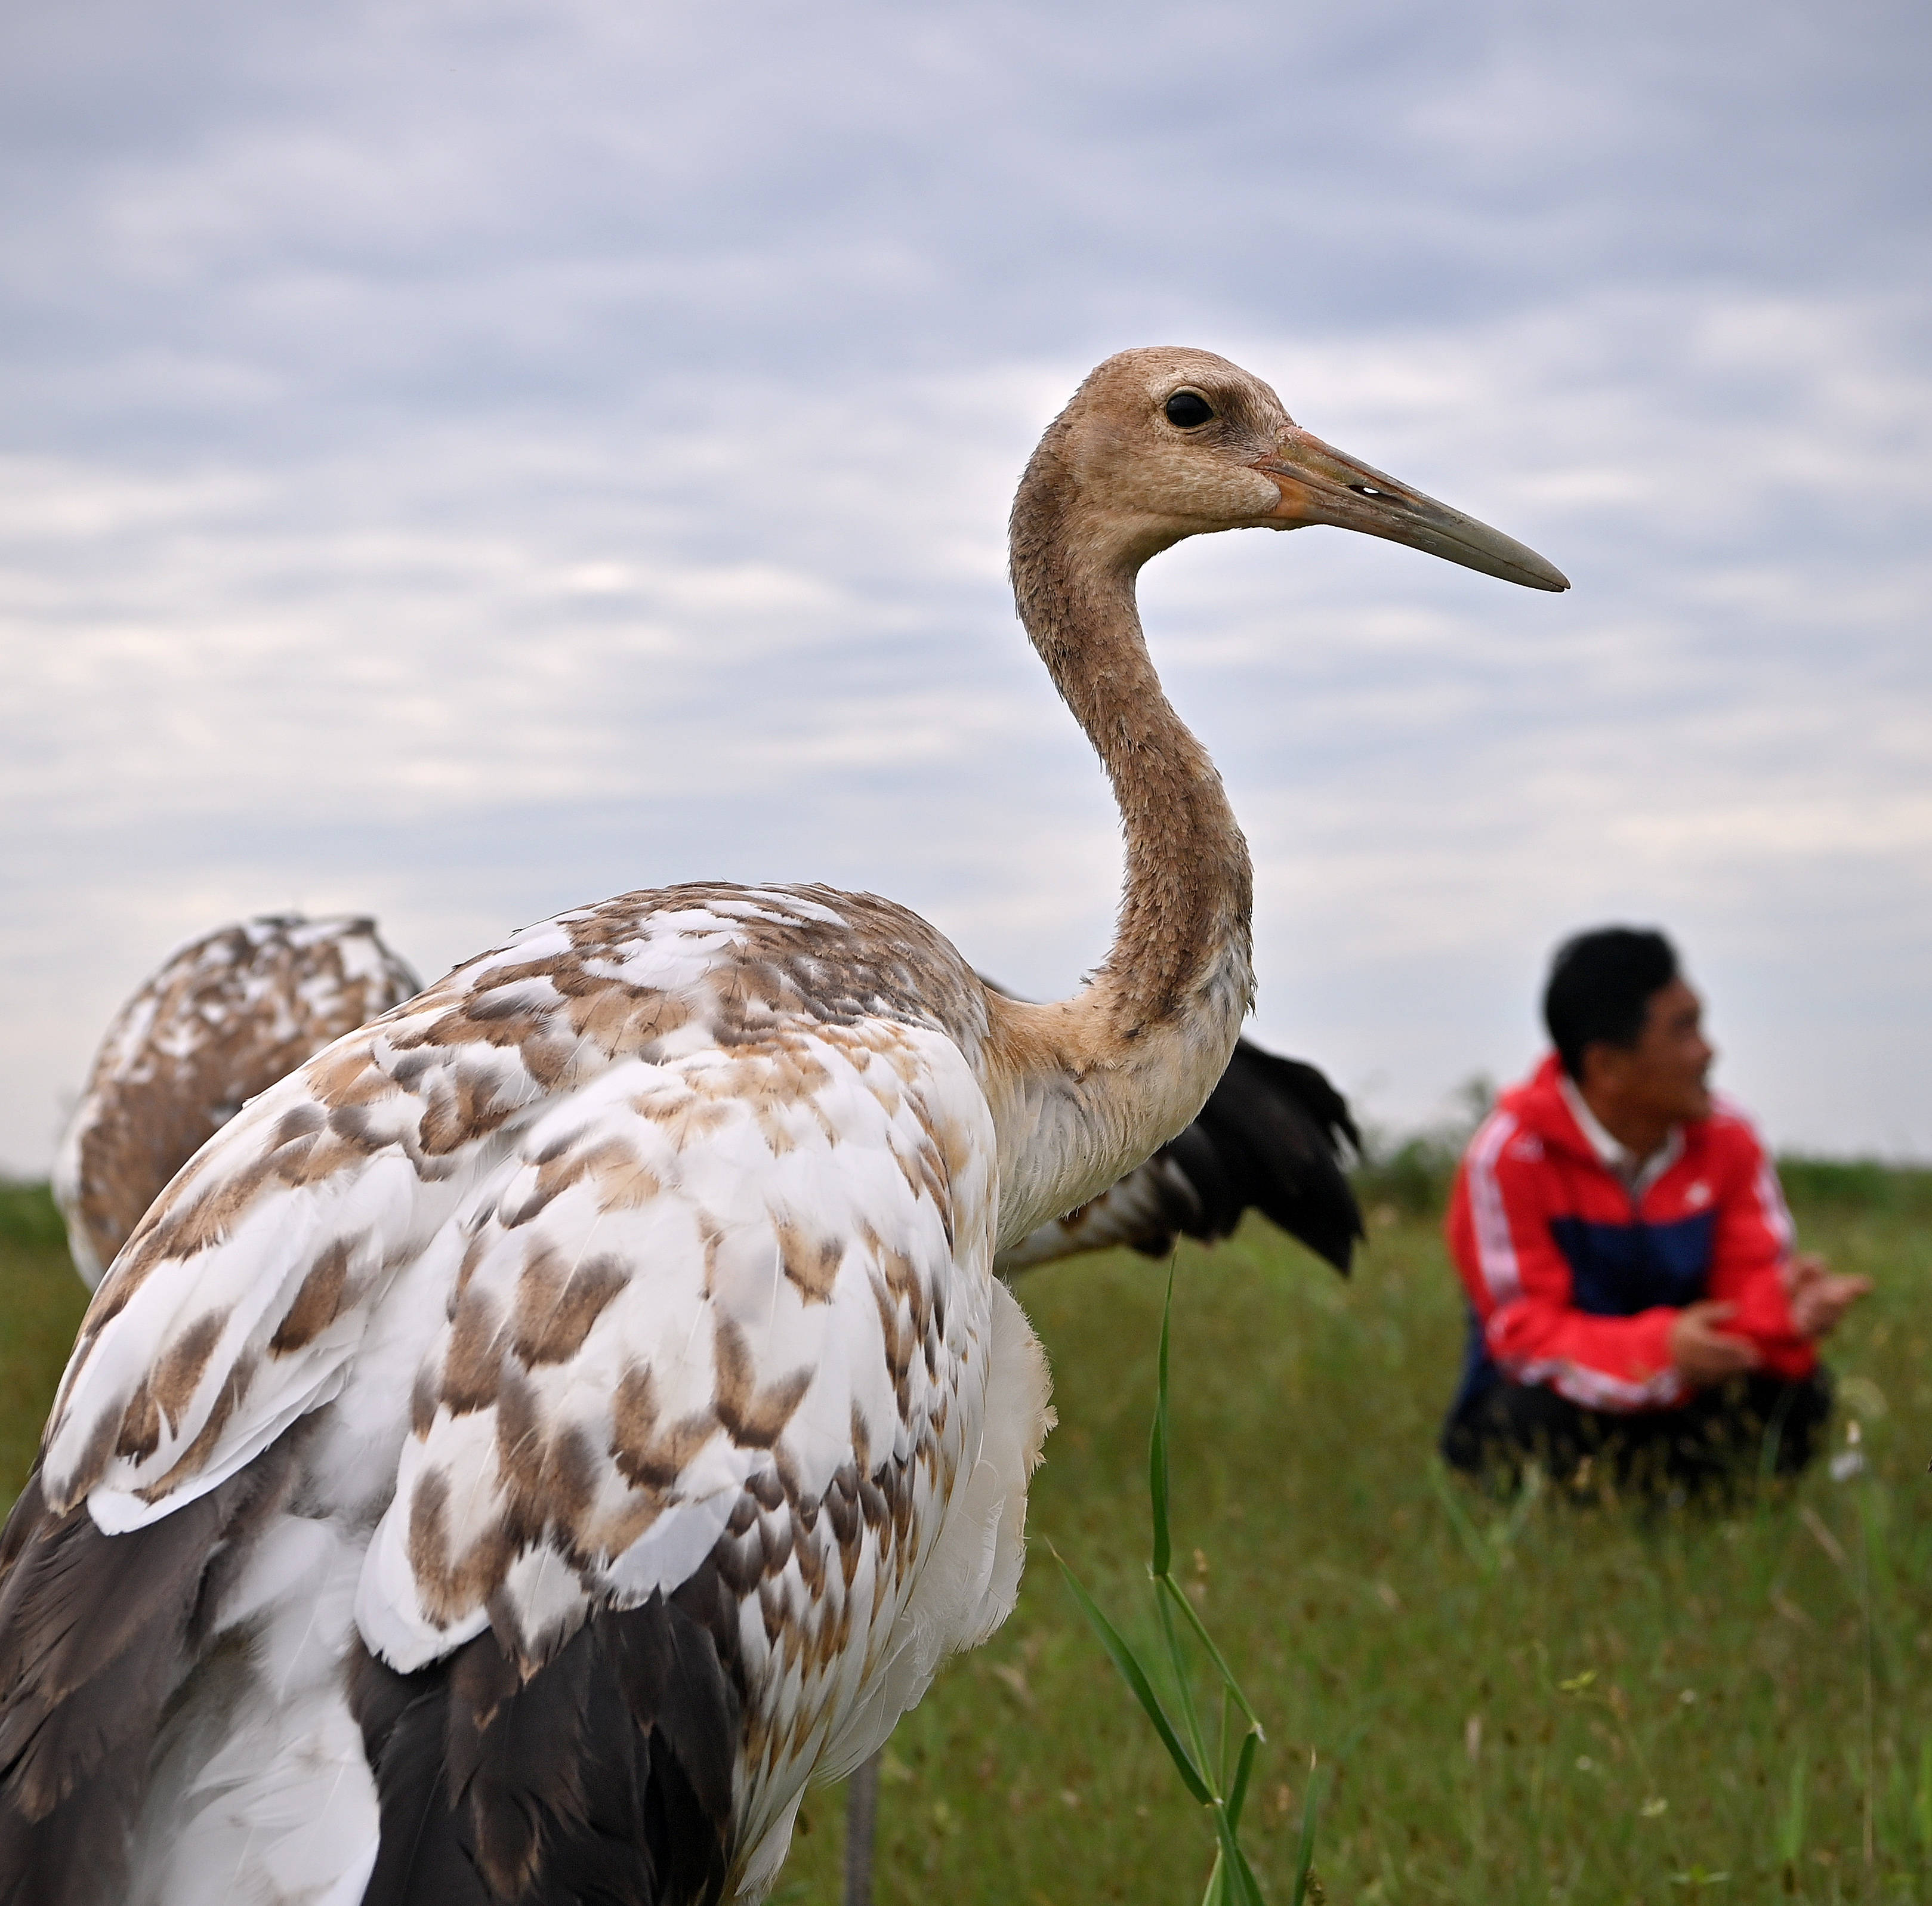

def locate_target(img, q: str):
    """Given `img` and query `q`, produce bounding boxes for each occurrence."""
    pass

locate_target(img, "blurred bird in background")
[53,915,421,1289]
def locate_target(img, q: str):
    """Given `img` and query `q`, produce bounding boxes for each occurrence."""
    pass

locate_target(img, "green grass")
[1,1176,1928,1901]
[0,1184,89,1496]
[776,1190,1932,1905]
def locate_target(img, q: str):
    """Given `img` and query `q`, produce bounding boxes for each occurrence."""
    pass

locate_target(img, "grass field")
[3,1172,1930,1903]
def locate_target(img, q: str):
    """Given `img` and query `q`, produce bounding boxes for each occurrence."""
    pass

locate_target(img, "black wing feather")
[1148,1040,1363,1274]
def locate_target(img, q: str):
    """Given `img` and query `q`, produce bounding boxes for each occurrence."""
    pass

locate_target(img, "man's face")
[1587,977,1715,1125]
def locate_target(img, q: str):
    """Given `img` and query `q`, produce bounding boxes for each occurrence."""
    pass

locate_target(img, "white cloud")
[2,0,1928,1170]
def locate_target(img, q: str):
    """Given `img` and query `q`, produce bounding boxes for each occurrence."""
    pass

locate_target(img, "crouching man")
[1441,926,1869,1496]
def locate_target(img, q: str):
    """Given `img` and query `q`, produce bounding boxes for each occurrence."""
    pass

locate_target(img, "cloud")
[2,0,1928,1168]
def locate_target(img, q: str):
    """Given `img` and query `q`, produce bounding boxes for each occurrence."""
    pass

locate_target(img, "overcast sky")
[3,0,1929,1172]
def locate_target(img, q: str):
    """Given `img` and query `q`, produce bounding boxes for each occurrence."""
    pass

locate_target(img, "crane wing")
[353,1017,997,1674]
[39,1014,516,1529]
[39,890,991,1537]
[1162,1040,1363,1271]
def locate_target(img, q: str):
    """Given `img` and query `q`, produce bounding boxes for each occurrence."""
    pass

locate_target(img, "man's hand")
[1668,1301,1761,1386]
[1783,1251,1872,1341]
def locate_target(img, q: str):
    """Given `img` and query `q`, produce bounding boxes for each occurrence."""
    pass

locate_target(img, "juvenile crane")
[54,915,421,1289]
[0,348,1564,1905]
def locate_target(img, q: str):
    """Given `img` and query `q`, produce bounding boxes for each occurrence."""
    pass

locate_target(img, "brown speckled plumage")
[53,915,420,1288]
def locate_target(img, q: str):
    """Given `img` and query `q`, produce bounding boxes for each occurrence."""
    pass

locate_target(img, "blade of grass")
[1226,1729,1261,1831]
[1150,1262,1176,1579]
[1054,1549,1212,1805]
[1775,1752,1806,1867]
[1500,1461,1545,1544]
[1058,1263,1288,1901]
[1211,1805,1269,1906]
[1158,1573,1267,1735]
[1427,1459,1496,1575]
[1200,1847,1228,1906]
[1291,1757,1329,1906]
[1155,1573,1212,1776]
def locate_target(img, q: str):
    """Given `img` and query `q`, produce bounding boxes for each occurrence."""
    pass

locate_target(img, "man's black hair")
[1543,926,1680,1080]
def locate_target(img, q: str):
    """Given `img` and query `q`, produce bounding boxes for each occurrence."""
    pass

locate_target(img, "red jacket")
[1445,1055,1814,1412]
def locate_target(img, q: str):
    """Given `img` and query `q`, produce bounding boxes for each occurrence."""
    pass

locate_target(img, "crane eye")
[1163,390,1215,429]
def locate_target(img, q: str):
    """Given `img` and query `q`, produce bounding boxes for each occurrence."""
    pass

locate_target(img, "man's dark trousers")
[1442,1367,1834,1498]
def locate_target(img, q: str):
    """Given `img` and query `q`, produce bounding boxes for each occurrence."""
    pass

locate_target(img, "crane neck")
[980,467,1257,1247]
[1009,496,1255,1048]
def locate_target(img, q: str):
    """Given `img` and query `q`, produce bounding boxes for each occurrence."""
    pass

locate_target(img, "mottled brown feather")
[56,918,419,1281]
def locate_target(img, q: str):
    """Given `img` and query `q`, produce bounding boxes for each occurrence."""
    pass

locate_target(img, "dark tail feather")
[346,1646,492,1905]
[1155,1040,1364,1274]
[351,1573,742,1906]
[0,1469,239,1906]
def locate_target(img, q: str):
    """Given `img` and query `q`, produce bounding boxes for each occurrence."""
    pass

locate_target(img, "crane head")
[1041,346,1570,592]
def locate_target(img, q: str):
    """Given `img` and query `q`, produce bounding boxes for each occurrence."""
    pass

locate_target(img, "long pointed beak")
[1254,427,1570,592]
